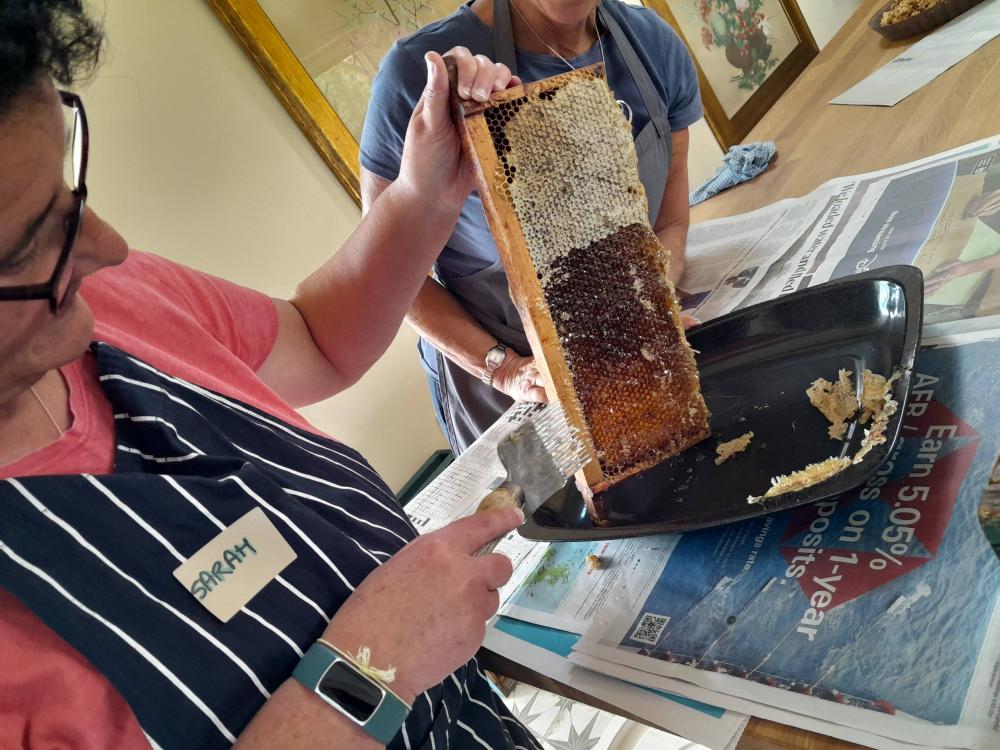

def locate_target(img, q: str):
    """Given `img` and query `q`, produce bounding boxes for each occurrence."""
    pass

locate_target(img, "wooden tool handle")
[443,57,468,123]
[477,484,522,513]
[443,56,491,120]
[474,481,525,556]
[443,56,460,98]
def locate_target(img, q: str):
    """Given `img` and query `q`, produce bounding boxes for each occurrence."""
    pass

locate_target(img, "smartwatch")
[292,641,411,744]
[481,343,508,386]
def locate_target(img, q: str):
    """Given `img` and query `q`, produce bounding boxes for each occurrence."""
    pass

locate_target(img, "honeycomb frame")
[448,62,710,522]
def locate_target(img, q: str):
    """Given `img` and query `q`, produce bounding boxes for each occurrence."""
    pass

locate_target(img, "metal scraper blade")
[497,424,573,516]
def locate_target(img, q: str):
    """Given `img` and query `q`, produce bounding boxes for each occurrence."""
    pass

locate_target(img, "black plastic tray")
[519,265,924,541]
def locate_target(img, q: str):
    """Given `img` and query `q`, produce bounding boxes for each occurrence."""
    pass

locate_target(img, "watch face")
[318,660,384,723]
[486,347,506,367]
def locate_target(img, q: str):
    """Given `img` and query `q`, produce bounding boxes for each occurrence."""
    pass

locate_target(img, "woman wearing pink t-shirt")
[0,2,536,748]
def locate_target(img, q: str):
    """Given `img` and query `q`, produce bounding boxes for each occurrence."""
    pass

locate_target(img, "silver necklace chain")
[30,383,64,438]
[509,0,633,123]
[510,0,579,71]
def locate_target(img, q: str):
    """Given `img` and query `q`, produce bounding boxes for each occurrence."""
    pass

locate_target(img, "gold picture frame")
[207,0,362,205]
[644,0,818,149]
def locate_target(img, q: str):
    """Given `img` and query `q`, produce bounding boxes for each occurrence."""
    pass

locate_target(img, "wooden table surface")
[691,0,1000,225]
[489,2,1000,747]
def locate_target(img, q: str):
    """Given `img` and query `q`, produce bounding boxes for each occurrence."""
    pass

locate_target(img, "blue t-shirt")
[360,0,701,373]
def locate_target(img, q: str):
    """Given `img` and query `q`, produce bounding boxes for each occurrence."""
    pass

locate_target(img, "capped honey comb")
[448,63,710,521]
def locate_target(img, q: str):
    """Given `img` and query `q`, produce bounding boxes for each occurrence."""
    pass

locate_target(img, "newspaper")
[503,537,675,634]
[484,622,749,749]
[568,650,969,750]
[403,403,552,604]
[403,409,748,749]
[830,0,1000,107]
[681,135,1000,332]
[405,136,1000,748]
[572,328,1000,750]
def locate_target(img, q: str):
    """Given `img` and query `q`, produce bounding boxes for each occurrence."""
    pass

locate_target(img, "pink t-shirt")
[0,251,307,749]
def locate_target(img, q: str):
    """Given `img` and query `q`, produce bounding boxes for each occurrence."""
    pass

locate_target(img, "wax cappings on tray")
[449,63,709,522]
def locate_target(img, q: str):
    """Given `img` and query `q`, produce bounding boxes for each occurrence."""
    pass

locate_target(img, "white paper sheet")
[830,0,1000,106]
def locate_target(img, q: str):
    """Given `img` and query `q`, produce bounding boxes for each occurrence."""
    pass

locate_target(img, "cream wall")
[799,0,864,49]
[82,0,446,491]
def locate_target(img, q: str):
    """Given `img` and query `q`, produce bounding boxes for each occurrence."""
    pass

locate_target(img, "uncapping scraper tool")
[475,404,589,555]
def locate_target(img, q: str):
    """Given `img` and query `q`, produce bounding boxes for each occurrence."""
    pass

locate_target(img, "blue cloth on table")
[689,141,777,206]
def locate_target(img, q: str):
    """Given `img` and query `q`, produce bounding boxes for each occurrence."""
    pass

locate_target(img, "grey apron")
[439,0,672,453]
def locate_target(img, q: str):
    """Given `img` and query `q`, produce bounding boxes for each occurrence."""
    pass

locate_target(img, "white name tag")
[173,507,297,623]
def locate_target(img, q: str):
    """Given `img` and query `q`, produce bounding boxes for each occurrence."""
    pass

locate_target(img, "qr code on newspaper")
[630,613,670,645]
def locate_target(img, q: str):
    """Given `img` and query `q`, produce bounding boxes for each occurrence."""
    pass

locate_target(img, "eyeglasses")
[0,90,88,314]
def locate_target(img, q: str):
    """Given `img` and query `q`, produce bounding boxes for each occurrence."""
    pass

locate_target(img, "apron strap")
[492,0,519,73]
[597,3,669,140]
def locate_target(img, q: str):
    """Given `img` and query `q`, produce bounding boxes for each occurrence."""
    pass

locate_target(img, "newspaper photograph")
[573,330,1000,750]
[502,536,675,634]
[683,135,1000,331]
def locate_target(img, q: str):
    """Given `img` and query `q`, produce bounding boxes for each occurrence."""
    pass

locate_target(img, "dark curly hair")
[0,0,104,118]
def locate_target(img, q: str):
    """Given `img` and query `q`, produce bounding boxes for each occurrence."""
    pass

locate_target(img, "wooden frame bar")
[447,66,607,507]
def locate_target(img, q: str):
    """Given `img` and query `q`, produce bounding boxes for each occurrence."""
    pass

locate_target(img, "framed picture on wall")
[643,0,818,148]
[207,0,458,206]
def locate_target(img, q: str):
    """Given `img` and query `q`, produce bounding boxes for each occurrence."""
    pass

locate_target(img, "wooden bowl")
[869,0,988,41]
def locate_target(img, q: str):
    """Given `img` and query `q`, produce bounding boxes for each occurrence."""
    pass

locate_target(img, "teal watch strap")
[293,642,411,744]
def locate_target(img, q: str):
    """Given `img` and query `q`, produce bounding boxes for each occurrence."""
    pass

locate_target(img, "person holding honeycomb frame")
[0,0,536,745]
[361,0,702,454]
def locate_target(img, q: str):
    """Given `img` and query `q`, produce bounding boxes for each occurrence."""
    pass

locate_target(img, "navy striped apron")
[0,342,540,750]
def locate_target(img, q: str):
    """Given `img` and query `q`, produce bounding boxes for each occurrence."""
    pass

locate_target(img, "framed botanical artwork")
[643,0,818,148]
[207,0,458,206]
